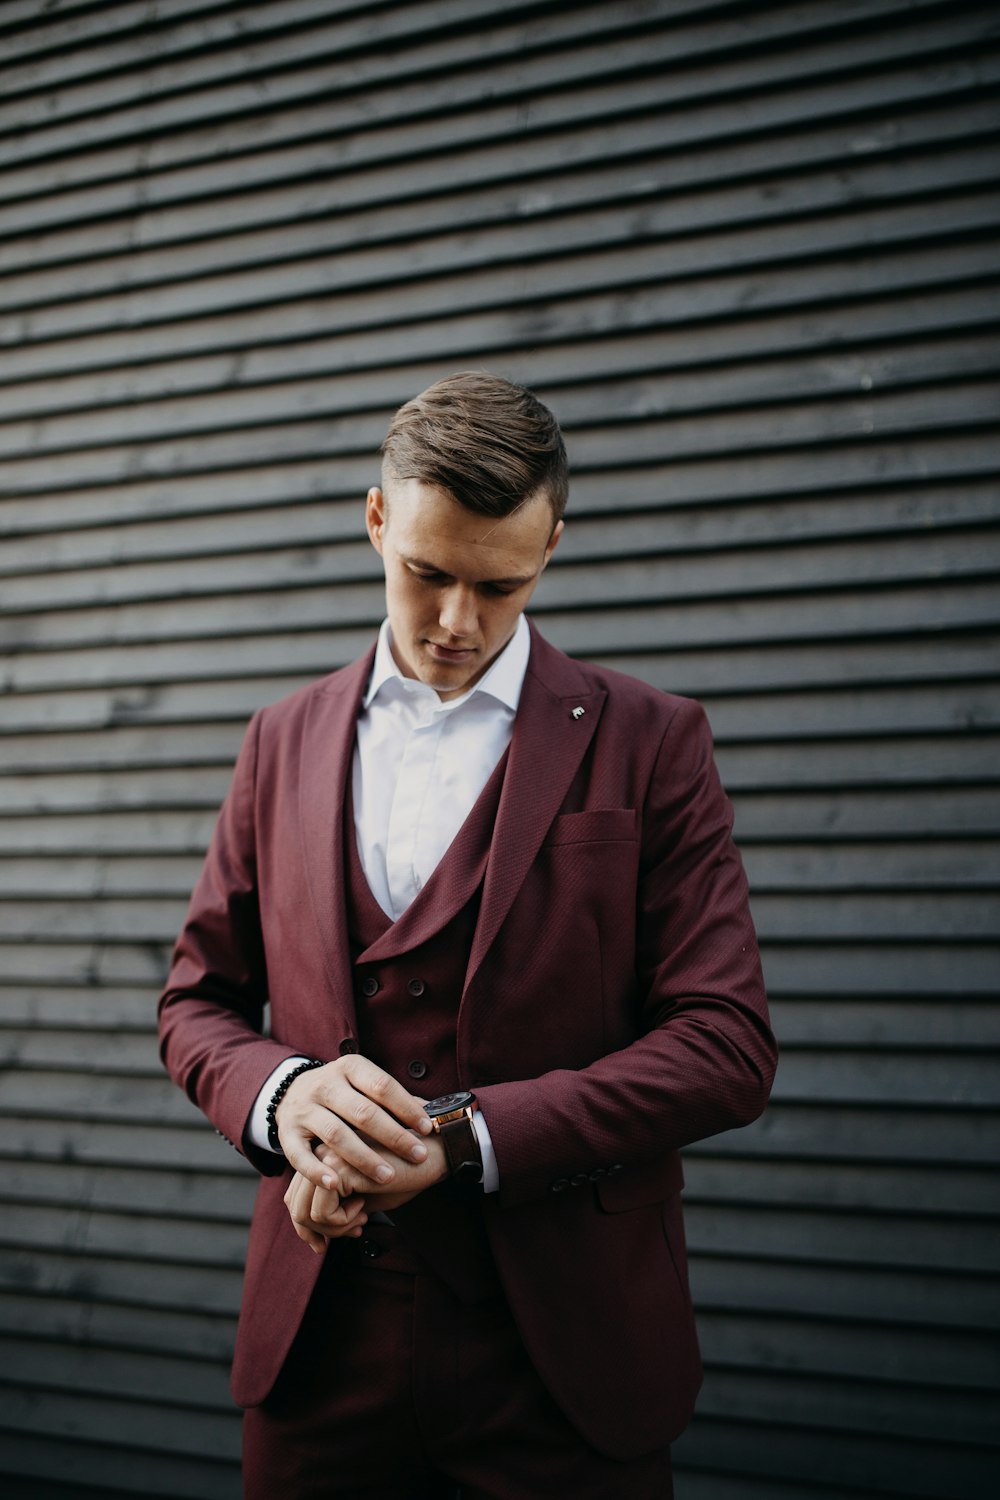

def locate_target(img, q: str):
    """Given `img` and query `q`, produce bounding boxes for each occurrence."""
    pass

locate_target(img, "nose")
[439,584,478,640]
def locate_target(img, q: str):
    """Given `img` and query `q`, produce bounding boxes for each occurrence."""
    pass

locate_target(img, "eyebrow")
[403,553,536,589]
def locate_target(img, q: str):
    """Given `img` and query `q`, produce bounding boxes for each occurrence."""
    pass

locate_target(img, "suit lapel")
[357,744,508,962]
[465,625,606,992]
[297,650,374,1012]
[296,629,605,1005]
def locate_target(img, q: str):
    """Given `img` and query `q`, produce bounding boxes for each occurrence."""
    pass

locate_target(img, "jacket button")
[339,1038,359,1055]
[407,978,426,997]
[570,1172,589,1187]
[407,1060,428,1080]
[360,976,380,997]
[550,1178,569,1193]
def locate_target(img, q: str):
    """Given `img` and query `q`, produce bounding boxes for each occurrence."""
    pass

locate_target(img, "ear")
[542,518,564,569]
[366,486,386,556]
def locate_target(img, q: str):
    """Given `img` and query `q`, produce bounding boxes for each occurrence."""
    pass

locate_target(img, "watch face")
[424,1091,474,1118]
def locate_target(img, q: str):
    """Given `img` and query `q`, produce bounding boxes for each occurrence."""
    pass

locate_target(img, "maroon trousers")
[242,1224,673,1500]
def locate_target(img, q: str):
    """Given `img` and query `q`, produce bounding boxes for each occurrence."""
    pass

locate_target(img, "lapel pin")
[571,706,585,720]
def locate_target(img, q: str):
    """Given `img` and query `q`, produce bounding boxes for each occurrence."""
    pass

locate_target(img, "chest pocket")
[542,809,639,847]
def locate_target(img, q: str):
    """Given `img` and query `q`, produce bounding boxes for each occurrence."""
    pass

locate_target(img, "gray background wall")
[0,1,998,1496]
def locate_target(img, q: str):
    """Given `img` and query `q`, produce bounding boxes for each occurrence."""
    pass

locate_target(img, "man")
[159,371,777,1499]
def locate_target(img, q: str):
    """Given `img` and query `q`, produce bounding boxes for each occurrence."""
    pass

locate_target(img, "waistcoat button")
[360,976,380,998]
[407,978,426,997]
[407,1060,428,1080]
[339,1038,359,1055]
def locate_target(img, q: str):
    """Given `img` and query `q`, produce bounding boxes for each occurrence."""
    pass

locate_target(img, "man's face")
[366,478,563,700]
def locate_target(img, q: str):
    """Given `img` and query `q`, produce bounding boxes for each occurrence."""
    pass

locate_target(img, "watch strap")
[438,1113,483,1177]
[437,1114,483,1197]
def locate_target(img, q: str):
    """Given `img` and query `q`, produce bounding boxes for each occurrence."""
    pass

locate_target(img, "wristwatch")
[423,1091,483,1193]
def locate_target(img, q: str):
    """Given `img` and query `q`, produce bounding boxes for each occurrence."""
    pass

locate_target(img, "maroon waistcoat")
[344,753,509,1301]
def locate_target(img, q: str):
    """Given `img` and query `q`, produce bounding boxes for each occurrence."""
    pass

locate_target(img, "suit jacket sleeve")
[157,710,303,1175]
[474,696,777,1209]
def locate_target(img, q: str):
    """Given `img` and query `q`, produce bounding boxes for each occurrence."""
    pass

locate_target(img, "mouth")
[426,641,476,663]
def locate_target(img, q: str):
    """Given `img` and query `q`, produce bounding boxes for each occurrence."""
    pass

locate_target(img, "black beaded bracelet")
[266,1058,325,1152]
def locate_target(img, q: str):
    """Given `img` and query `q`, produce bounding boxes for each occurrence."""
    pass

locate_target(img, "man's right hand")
[273,1054,433,1194]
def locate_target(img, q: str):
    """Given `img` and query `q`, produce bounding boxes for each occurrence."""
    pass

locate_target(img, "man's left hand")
[283,1134,449,1252]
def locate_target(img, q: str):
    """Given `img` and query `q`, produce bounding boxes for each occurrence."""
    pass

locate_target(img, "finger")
[335,1194,369,1238]
[291,1113,420,1192]
[334,1056,434,1144]
[321,1092,429,1166]
[273,1058,432,1187]
[283,1174,330,1254]
[288,1172,366,1236]
[304,1180,343,1228]
[279,1129,344,1190]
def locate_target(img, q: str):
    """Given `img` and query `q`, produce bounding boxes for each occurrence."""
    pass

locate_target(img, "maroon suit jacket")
[158,622,776,1459]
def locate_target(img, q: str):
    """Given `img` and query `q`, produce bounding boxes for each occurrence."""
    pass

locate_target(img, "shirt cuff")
[473,1108,499,1193]
[247,1055,312,1154]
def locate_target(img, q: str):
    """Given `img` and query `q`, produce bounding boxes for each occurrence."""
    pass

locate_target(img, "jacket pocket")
[543,808,639,847]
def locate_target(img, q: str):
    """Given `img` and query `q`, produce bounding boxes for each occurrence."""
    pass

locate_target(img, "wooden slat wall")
[1,1,998,1495]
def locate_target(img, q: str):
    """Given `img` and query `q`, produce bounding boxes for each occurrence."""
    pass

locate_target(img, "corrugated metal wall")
[1,1,997,1496]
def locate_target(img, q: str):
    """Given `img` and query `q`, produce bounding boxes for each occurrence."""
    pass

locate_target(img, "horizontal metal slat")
[0,1404,240,1493]
[689,1254,1000,1333]
[689,1102,999,1163]
[0,986,162,1028]
[760,942,999,996]
[2,238,995,398]
[0,1201,249,1265]
[766,1045,999,1103]
[0,1158,255,1220]
[0,1027,171,1069]
[0,1286,235,1363]
[694,1310,1000,1391]
[2,1334,231,1411]
[0,0,552,128]
[0,852,207,894]
[0,809,218,854]
[0,0,959,171]
[0,1237,241,1315]
[684,1156,1000,1217]
[732,785,1000,840]
[4,330,999,466]
[2,1115,247,1172]
[0,943,175,986]
[685,1204,999,1275]
[766,997,1000,1048]
[3,95,997,297]
[4,284,999,441]
[4,87,998,282]
[675,1413,998,1499]
[5,181,998,347]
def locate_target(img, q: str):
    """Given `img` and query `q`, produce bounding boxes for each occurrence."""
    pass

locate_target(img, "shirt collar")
[364,614,530,713]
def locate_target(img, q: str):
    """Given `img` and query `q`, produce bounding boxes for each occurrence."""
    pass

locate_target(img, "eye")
[411,567,447,584]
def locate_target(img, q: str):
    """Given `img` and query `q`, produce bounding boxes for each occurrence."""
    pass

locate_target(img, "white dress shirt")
[353,614,528,919]
[247,616,532,1190]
